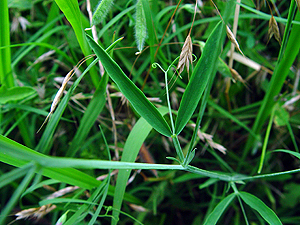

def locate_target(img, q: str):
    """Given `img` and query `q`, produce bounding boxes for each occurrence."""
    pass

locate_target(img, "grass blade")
[112,107,169,225]
[0,0,14,88]
[54,0,100,86]
[66,72,108,157]
[0,86,36,104]
[0,162,36,225]
[86,34,172,137]
[244,3,300,157]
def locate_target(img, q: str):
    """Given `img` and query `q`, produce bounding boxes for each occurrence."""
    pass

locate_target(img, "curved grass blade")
[175,21,223,135]
[86,34,172,137]
[66,72,108,157]
[203,192,236,225]
[112,107,169,225]
[239,191,282,225]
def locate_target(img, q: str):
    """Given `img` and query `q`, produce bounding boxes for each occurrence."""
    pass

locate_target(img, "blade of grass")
[243,3,300,162]
[0,86,36,104]
[54,0,100,86]
[112,106,169,225]
[66,72,108,157]
[0,162,36,225]
[0,134,100,189]
[135,0,147,52]
[0,163,33,189]
[86,34,172,137]
[0,0,13,88]
[35,58,98,154]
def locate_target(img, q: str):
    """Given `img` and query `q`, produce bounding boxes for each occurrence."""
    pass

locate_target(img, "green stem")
[172,135,184,163]
[257,107,275,174]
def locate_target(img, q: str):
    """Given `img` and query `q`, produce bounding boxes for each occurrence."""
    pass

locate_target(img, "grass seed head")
[268,16,281,45]
[15,204,56,221]
[226,25,244,56]
[177,34,193,75]
[229,67,250,90]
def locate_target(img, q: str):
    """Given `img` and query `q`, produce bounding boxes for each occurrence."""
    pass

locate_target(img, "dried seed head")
[177,34,193,76]
[226,25,244,56]
[268,16,281,45]
[296,0,300,12]
[229,68,250,91]
[36,55,95,133]
[15,204,56,221]
[189,124,227,154]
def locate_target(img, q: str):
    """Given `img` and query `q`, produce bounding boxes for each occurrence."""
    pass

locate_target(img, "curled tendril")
[192,54,197,63]
[152,62,165,73]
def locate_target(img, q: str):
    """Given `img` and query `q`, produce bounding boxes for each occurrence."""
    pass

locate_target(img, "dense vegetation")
[1,0,300,224]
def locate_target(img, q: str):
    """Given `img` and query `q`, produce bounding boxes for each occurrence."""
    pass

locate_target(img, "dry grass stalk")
[189,124,226,154]
[209,0,244,57]
[37,55,95,133]
[226,25,244,56]
[13,204,56,223]
[229,67,250,91]
[128,203,149,212]
[268,15,281,45]
[198,131,226,154]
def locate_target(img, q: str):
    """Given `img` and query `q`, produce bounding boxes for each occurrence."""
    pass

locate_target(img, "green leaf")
[86,34,172,137]
[0,86,36,104]
[135,0,147,52]
[175,21,223,135]
[54,0,100,86]
[274,149,300,160]
[203,193,236,225]
[274,104,289,126]
[92,0,114,26]
[239,191,282,225]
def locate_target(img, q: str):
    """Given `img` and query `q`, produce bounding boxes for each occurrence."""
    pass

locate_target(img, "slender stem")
[257,106,275,174]
[172,135,184,163]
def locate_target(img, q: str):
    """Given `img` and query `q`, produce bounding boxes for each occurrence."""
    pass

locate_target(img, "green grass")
[1,0,300,224]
